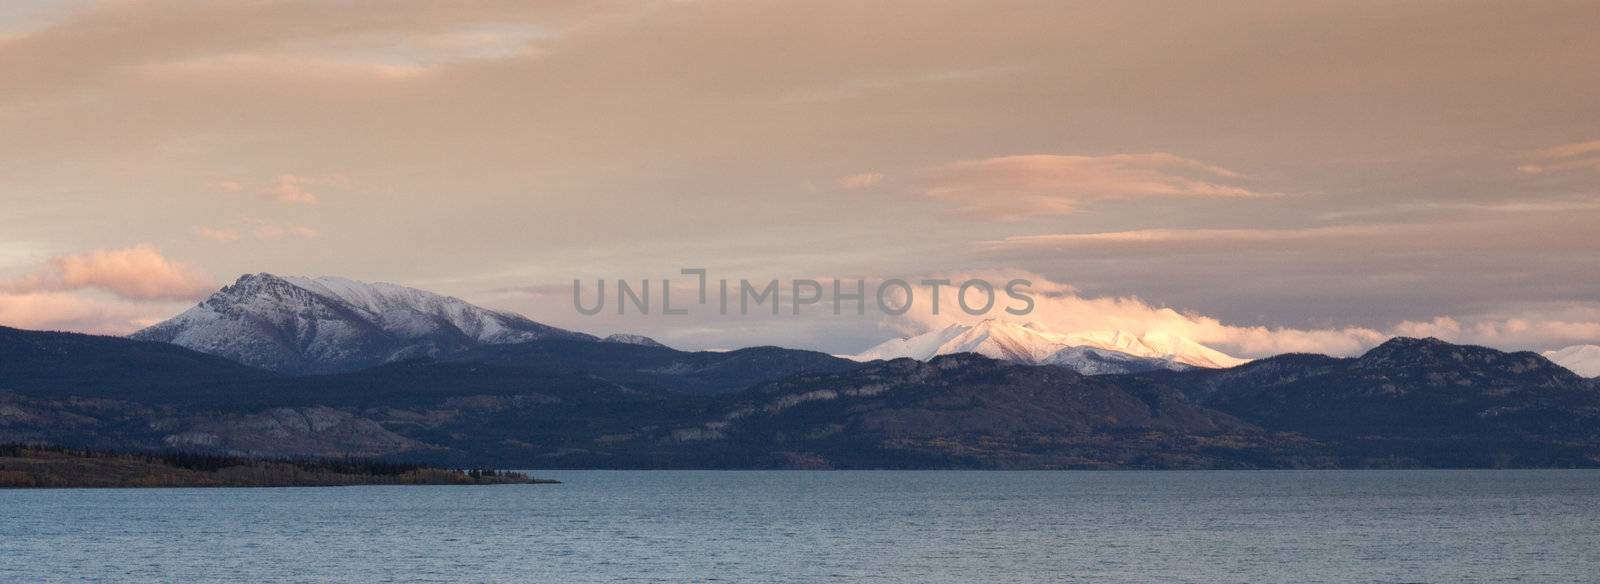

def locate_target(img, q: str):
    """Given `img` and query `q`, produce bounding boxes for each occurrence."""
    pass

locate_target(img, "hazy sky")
[2,1,1598,356]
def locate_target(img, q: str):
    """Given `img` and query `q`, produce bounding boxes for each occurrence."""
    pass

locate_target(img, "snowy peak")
[132,273,596,373]
[853,320,1249,375]
[603,333,668,348]
[1125,330,1250,369]
[1544,345,1600,378]
[278,275,569,345]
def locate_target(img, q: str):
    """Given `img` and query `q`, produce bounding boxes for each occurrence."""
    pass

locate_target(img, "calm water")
[3,470,1599,583]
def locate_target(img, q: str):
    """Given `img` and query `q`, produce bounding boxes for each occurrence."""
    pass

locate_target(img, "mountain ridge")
[6,326,1600,468]
[854,319,1249,374]
[132,273,596,374]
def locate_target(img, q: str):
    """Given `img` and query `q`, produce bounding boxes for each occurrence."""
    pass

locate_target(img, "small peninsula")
[0,444,556,488]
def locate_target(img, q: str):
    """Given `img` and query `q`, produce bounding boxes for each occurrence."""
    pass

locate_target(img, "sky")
[1,0,1598,357]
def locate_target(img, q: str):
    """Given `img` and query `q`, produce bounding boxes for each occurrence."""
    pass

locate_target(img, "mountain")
[132,273,596,374]
[0,326,690,456]
[0,326,1271,468]
[853,319,1248,374]
[0,325,272,401]
[9,325,1600,469]
[1544,345,1600,378]
[1158,337,1600,466]
[644,338,1600,469]
[654,354,1274,469]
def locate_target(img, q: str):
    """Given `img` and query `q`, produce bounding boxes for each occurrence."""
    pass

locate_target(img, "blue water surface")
[3,470,1599,583]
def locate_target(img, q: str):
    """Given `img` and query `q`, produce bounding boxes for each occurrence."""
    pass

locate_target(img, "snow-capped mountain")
[852,320,1249,374]
[132,273,596,373]
[1543,345,1600,378]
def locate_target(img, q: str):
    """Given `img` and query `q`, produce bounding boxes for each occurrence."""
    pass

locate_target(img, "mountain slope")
[854,320,1248,374]
[132,273,596,374]
[1544,344,1600,378]
[643,354,1283,469]
[446,339,865,395]
[602,334,668,348]
[0,325,273,401]
[0,327,696,457]
[1156,337,1600,466]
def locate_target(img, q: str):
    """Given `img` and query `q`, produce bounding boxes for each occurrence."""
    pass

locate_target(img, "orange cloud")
[925,153,1266,219]
[1,244,215,301]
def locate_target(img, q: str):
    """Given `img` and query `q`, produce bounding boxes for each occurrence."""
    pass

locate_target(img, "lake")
[4,470,1599,583]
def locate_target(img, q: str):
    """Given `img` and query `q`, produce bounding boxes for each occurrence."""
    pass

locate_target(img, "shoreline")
[0,445,558,489]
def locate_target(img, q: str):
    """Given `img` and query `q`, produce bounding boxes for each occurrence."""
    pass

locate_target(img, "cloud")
[837,172,883,189]
[1532,140,1600,160]
[0,244,214,301]
[0,2,587,101]
[889,271,1385,358]
[194,226,241,242]
[977,225,1392,252]
[886,271,1600,358]
[253,223,319,239]
[1315,197,1600,221]
[1519,139,1600,174]
[1518,158,1600,175]
[265,174,319,204]
[0,290,181,335]
[199,222,318,242]
[924,153,1267,219]
[0,245,211,334]
[968,210,1600,333]
[1388,310,1600,351]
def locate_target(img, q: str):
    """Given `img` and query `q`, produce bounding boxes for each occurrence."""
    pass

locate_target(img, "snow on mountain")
[853,319,1249,374]
[602,333,668,348]
[1543,345,1600,378]
[132,273,596,373]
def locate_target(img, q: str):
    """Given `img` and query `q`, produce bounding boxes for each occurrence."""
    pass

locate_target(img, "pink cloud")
[1519,139,1600,175]
[925,152,1266,219]
[253,223,319,239]
[975,225,1397,252]
[0,291,179,335]
[1517,158,1600,175]
[1,244,215,301]
[265,174,319,204]
[195,226,242,242]
[838,172,884,189]
[1532,140,1600,160]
